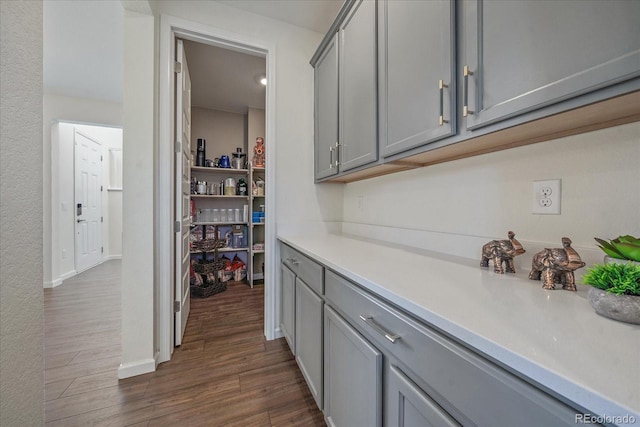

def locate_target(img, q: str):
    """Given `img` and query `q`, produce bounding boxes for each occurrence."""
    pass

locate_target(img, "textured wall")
[0,0,45,424]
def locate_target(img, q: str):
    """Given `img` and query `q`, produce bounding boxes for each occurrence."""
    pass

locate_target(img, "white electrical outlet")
[357,196,365,210]
[532,179,561,214]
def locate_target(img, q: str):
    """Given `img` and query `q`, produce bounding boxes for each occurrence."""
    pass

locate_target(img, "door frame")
[157,14,278,364]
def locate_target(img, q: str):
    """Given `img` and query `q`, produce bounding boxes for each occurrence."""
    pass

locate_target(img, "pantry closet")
[175,37,267,346]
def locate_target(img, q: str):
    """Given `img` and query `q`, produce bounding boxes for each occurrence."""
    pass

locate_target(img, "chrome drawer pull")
[359,315,401,343]
[287,257,299,265]
[438,79,449,126]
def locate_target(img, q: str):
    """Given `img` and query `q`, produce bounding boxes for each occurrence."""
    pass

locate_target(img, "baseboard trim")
[43,278,63,289]
[105,255,122,261]
[60,270,77,281]
[117,358,156,379]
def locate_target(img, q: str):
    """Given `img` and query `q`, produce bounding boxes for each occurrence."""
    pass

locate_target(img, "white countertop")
[278,231,640,422]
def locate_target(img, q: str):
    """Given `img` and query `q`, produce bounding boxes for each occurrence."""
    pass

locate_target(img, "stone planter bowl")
[587,287,640,325]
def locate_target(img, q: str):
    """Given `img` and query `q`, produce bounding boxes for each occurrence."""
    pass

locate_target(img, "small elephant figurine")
[529,237,586,291]
[480,231,526,274]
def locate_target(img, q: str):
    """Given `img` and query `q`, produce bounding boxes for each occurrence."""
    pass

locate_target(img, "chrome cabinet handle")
[463,65,474,117]
[329,145,335,169]
[77,219,87,223]
[438,79,449,126]
[359,315,400,343]
[287,257,299,265]
[334,141,340,168]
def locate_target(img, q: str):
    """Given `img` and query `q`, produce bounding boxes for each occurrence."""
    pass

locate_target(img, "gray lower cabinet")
[280,242,600,426]
[295,278,323,409]
[462,0,640,130]
[325,269,585,427]
[280,264,296,354]
[324,305,382,427]
[378,0,455,157]
[386,364,459,427]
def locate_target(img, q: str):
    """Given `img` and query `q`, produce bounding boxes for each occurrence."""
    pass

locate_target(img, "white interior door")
[74,129,103,273]
[175,39,192,346]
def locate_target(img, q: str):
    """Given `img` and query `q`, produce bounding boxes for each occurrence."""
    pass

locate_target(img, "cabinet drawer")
[325,270,579,426]
[280,244,323,295]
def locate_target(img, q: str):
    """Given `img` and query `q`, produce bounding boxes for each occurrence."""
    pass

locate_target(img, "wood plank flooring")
[44,260,325,426]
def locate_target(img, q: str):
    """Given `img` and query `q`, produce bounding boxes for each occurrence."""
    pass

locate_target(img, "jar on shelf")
[224,178,236,196]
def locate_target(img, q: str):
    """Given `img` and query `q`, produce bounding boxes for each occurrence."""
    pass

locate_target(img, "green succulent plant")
[582,262,640,296]
[594,235,640,262]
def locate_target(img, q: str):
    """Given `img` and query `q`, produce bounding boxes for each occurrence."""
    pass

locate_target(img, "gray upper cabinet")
[379,0,455,157]
[339,0,378,172]
[462,0,640,130]
[314,34,339,180]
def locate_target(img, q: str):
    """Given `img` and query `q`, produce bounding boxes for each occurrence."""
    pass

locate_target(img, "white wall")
[343,122,640,267]
[119,9,156,379]
[154,1,344,232]
[248,107,265,159]
[44,94,122,286]
[191,107,247,161]
[0,1,44,424]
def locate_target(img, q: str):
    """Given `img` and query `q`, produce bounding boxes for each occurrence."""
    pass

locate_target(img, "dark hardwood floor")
[44,260,325,426]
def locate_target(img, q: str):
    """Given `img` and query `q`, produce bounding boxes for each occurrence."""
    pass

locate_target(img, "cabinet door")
[324,306,382,427]
[295,278,323,409]
[339,0,378,172]
[280,264,296,354]
[379,0,455,157]
[462,0,640,130]
[387,365,460,427]
[314,33,339,180]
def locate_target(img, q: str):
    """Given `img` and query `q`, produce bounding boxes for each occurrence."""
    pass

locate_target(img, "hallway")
[44,261,325,426]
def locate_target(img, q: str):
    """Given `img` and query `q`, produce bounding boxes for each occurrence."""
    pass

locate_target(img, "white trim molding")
[117,358,156,379]
[157,14,278,364]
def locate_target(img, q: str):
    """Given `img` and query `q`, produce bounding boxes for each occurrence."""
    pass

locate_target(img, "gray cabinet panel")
[324,306,382,427]
[387,364,460,427]
[325,269,580,426]
[281,244,323,295]
[314,34,339,180]
[339,0,378,172]
[463,0,640,130]
[379,0,455,157]
[280,264,295,354]
[295,278,324,409]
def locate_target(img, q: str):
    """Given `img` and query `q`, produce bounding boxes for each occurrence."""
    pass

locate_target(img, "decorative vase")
[587,287,640,325]
[604,255,640,266]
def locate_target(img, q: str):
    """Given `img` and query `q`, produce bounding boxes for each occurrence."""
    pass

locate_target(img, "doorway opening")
[50,122,123,285]
[158,16,277,364]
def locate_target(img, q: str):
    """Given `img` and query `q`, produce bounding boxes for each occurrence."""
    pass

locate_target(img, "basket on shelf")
[193,259,227,274]
[191,238,227,253]
[190,281,227,298]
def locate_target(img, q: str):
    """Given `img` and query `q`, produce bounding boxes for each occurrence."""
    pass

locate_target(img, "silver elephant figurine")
[480,231,526,274]
[529,237,586,291]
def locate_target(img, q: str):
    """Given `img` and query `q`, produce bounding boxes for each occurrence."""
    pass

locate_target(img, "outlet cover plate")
[532,179,561,214]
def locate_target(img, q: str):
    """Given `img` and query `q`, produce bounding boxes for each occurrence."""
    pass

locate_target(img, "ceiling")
[43,0,343,111]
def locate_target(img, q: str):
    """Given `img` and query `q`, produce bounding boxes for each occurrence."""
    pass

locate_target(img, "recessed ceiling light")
[260,77,267,86]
